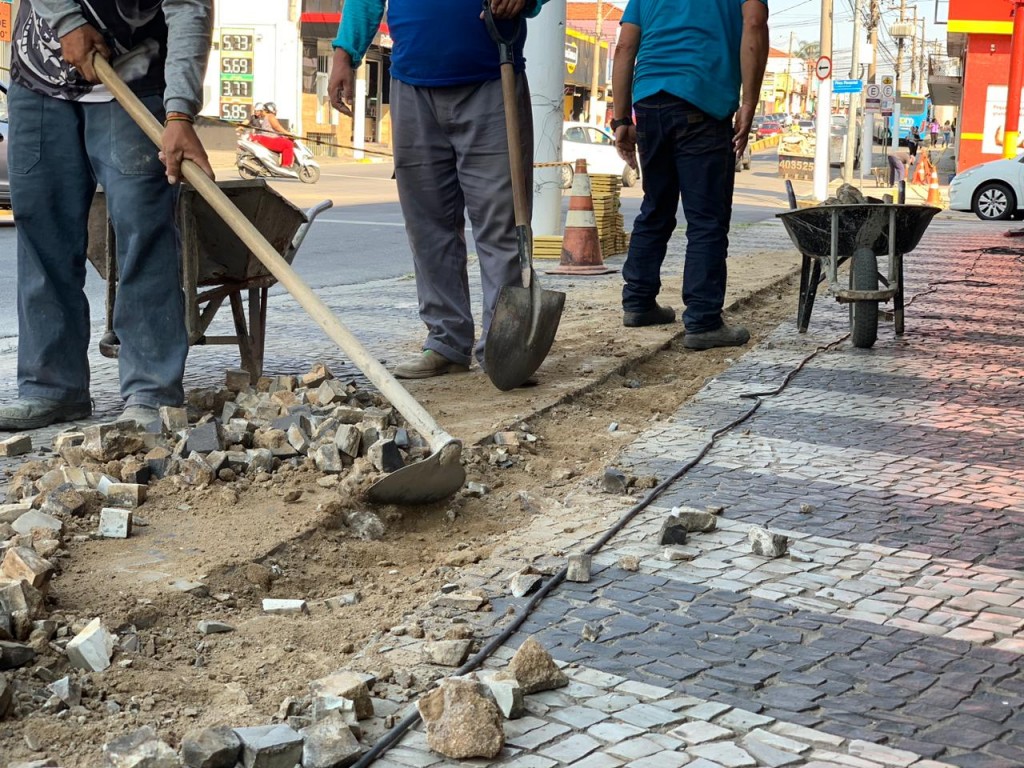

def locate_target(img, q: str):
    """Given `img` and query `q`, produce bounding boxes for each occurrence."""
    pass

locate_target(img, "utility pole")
[867,0,878,83]
[814,0,833,200]
[1004,0,1024,158]
[891,0,907,151]
[784,30,796,113]
[844,0,863,182]
[862,0,879,173]
[525,0,568,236]
[910,5,918,93]
[589,0,604,125]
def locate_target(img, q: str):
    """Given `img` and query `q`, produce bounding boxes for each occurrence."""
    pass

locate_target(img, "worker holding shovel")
[0,0,214,431]
[329,0,551,380]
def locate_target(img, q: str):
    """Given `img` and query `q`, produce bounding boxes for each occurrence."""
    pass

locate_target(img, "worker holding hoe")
[0,0,215,432]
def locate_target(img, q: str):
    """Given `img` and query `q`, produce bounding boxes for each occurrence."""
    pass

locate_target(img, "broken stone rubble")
[1,362,437,522]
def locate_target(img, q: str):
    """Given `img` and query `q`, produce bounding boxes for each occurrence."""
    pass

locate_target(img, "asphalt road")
[0,153,790,345]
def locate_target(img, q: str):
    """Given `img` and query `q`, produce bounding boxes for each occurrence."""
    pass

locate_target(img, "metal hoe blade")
[485,277,566,391]
[367,439,466,505]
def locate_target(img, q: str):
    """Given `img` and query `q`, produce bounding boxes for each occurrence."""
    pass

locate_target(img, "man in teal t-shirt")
[328,0,548,381]
[611,0,768,349]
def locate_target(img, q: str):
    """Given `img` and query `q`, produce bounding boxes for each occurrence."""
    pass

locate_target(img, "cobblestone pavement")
[353,218,1024,768]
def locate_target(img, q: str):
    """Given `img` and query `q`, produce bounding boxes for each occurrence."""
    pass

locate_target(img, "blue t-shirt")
[622,0,763,120]
[390,1,527,85]
[335,0,546,87]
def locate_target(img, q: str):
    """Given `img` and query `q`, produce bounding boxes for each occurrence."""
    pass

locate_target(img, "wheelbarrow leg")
[893,251,905,335]
[247,286,269,382]
[229,290,259,378]
[797,256,821,333]
[797,253,810,331]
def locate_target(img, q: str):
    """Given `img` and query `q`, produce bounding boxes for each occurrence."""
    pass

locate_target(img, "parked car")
[797,119,815,134]
[948,155,1024,221]
[562,122,638,187]
[0,82,9,208]
[756,121,782,139]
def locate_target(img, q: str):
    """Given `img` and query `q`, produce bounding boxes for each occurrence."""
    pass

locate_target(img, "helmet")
[263,102,278,114]
[253,102,265,112]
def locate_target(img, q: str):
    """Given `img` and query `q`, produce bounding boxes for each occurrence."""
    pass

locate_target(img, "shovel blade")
[367,440,466,505]
[484,284,566,391]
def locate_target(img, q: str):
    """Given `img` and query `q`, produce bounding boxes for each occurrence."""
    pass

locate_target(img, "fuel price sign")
[219,28,255,122]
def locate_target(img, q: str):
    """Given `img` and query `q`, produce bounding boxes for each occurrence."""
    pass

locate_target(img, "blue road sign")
[833,79,863,94]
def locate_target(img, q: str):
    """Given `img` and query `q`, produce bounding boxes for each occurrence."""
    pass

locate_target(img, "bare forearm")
[612,25,639,120]
[739,10,769,106]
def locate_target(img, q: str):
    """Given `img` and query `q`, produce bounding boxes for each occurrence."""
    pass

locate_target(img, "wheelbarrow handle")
[91,55,458,453]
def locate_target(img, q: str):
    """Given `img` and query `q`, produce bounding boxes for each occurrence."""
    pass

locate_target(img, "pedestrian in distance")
[942,120,952,148]
[611,0,769,349]
[328,0,550,380]
[887,148,913,185]
[907,125,921,158]
[929,118,940,147]
[0,0,214,432]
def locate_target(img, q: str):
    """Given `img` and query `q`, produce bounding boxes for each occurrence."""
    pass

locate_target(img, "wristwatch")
[610,117,633,131]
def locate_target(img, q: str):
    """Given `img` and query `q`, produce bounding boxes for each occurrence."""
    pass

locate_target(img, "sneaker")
[393,350,470,380]
[623,304,676,327]
[683,323,751,350]
[120,404,161,429]
[0,397,92,431]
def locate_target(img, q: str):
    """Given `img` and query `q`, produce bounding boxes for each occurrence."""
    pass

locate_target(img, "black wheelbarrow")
[86,180,333,380]
[777,188,940,349]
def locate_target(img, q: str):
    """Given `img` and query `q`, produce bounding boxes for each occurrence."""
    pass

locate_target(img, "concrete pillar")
[525,0,567,236]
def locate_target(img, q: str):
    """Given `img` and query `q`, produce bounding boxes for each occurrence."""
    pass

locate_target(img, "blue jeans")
[622,93,735,333]
[9,83,187,408]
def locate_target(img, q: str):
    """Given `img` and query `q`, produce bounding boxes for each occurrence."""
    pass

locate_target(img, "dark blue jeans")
[9,83,187,408]
[622,93,735,333]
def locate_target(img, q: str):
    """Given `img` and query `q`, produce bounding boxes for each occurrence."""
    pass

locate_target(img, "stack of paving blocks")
[589,174,630,257]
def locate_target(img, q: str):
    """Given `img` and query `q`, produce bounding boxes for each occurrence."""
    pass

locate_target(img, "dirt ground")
[0,250,802,766]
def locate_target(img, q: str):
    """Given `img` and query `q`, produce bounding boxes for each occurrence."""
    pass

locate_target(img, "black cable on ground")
[350,335,846,768]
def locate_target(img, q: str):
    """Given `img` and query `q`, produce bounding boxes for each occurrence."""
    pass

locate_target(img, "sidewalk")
[350,215,1024,768]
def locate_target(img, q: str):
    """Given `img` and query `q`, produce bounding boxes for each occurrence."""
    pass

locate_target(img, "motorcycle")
[236,130,321,184]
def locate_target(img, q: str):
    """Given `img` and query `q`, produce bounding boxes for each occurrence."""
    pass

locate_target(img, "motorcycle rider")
[247,101,294,168]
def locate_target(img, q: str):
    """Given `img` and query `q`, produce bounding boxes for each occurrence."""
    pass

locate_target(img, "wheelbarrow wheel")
[850,249,879,349]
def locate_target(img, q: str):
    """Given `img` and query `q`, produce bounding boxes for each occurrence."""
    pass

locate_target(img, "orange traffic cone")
[926,167,942,206]
[911,152,929,185]
[547,159,617,276]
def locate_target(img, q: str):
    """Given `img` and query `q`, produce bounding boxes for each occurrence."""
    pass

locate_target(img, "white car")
[562,122,639,187]
[948,155,1024,220]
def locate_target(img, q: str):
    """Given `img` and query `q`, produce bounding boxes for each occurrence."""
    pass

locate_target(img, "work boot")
[0,397,92,431]
[120,405,161,429]
[623,304,676,327]
[683,324,751,350]
[393,350,469,380]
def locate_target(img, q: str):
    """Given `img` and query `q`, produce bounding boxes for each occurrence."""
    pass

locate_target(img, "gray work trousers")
[390,75,533,367]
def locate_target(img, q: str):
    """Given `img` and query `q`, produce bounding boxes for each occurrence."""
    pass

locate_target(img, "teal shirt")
[622,0,763,121]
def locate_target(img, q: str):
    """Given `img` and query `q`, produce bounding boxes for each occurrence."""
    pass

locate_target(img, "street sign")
[815,56,832,81]
[865,83,881,114]
[833,79,863,94]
